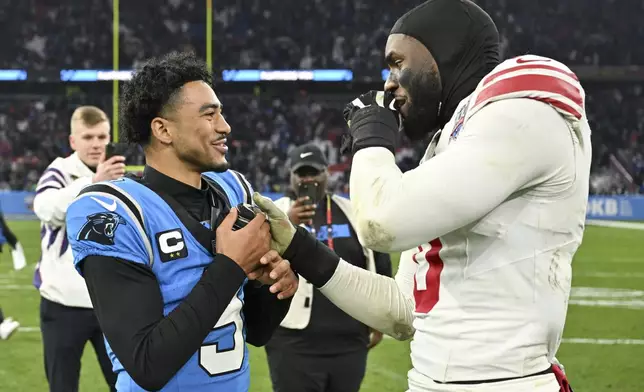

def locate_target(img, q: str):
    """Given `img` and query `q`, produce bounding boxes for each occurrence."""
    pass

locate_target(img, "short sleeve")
[66,191,152,275]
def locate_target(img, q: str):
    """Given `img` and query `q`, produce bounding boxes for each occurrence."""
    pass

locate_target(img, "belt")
[434,366,554,385]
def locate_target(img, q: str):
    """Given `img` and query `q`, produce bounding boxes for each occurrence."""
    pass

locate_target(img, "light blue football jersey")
[66,170,254,392]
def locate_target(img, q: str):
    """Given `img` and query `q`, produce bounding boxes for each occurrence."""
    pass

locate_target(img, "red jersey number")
[413,238,444,313]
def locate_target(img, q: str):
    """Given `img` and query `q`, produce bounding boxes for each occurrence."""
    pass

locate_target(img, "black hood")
[390,0,500,130]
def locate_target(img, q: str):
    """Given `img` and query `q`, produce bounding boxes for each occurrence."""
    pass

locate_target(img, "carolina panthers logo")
[77,212,126,245]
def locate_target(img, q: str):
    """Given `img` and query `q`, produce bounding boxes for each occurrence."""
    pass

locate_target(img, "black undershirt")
[266,196,392,356]
[79,166,292,391]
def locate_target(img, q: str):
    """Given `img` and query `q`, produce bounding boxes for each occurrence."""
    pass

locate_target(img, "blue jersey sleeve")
[66,190,151,275]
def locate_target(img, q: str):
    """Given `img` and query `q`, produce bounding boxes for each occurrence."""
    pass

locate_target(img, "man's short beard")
[399,67,442,141]
[194,159,230,174]
[179,149,230,174]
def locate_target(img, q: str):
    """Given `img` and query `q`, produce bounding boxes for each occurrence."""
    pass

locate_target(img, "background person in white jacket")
[32,106,124,392]
[264,143,392,392]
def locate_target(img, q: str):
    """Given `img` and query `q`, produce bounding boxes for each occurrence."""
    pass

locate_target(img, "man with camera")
[32,105,122,392]
[264,143,392,392]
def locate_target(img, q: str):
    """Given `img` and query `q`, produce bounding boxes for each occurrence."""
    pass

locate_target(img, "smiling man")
[65,52,298,392]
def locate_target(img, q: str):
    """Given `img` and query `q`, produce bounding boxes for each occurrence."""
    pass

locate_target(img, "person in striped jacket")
[32,106,122,392]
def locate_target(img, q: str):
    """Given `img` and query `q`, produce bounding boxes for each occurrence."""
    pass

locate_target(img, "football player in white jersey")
[253,0,587,391]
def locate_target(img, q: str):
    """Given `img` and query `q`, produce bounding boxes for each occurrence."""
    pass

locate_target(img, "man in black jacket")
[265,143,392,392]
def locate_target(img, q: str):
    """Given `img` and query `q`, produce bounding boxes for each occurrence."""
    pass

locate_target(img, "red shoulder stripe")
[481,63,579,87]
[474,74,583,119]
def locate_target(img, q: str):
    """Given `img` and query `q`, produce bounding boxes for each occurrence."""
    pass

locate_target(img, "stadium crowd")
[1,83,643,194]
[0,0,642,194]
[1,0,643,76]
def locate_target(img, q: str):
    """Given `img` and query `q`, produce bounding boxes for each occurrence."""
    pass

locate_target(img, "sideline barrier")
[3,191,643,222]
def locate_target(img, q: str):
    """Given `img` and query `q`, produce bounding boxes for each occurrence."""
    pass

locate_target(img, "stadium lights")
[58,69,354,82]
[60,70,134,82]
[0,70,27,81]
[221,69,353,82]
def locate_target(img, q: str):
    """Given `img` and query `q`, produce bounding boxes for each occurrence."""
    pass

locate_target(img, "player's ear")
[69,134,76,151]
[150,117,173,145]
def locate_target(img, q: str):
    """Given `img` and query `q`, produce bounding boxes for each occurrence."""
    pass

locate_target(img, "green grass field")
[1,221,643,391]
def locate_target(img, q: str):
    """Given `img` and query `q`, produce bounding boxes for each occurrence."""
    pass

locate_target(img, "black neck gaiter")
[390,0,501,131]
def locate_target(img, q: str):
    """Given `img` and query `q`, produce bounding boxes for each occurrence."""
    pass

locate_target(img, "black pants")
[40,297,117,392]
[266,347,368,392]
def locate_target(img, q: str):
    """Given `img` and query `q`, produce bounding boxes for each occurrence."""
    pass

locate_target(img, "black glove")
[341,91,401,155]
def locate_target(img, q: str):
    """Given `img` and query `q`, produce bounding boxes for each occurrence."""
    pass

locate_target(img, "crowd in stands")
[0,0,642,194]
[1,0,643,77]
[0,93,109,191]
[1,83,643,194]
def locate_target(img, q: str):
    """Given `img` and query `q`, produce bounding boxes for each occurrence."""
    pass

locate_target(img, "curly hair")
[120,51,212,145]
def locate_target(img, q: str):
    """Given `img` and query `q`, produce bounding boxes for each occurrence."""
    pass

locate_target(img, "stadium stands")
[2,83,643,194]
[2,0,643,73]
[0,0,642,194]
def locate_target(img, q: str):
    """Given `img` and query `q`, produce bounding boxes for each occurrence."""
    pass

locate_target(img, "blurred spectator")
[1,0,643,75]
[0,0,641,194]
[2,84,641,195]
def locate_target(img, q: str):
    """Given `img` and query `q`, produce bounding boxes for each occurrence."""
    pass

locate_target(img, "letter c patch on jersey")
[156,229,189,262]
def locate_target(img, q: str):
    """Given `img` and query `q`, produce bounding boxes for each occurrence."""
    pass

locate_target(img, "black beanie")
[390,0,500,130]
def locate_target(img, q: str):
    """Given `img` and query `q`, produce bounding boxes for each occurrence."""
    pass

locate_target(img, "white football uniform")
[33,152,95,308]
[318,55,590,391]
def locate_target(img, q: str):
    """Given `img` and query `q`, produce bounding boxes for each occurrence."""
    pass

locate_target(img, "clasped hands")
[215,201,298,300]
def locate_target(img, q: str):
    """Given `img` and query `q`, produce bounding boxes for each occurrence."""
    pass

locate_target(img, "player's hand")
[341,90,401,155]
[216,208,271,275]
[93,155,126,183]
[367,329,384,349]
[287,197,316,226]
[252,192,296,255]
[248,250,299,300]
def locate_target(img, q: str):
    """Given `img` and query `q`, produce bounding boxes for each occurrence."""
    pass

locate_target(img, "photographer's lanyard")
[325,194,334,251]
[308,194,334,251]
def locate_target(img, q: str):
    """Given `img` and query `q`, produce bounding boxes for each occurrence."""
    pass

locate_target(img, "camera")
[297,182,320,206]
[105,142,129,160]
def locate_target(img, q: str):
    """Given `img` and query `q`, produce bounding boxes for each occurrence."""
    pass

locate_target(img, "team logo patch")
[450,102,469,142]
[156,229,189,262]
[77,212,127,245]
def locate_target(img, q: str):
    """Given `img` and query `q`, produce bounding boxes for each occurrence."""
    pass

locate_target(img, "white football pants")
[406,368,560,392]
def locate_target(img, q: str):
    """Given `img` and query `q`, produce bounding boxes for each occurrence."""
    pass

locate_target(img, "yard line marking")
[570,287,644,309]
[561,338,644,345]
[577,257,643,264]
[16,326,644,347]
[571,287,644,298]
[575,272,644,279]
[0,285,34,290]
[586,220,644,230]
[18,327,41,333]
[569,299,644,309]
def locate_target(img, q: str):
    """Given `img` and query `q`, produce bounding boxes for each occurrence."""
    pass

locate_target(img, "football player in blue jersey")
[65,52,298,392]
